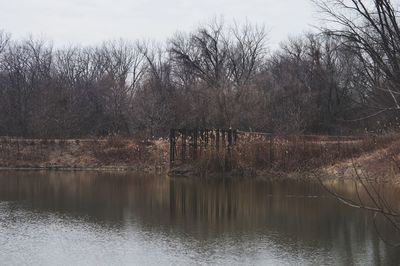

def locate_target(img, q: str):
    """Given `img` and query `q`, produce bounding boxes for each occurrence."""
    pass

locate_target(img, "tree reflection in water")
[0,171,399,265]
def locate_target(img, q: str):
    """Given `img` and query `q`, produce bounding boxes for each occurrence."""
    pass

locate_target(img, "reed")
[236,133,397,171]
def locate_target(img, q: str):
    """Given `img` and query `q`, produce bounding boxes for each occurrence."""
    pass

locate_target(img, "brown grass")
[169,132,398,176]
[1,133,398,178]
[236,133,396,172]
[324,138,400,184]
[0,136,169,171]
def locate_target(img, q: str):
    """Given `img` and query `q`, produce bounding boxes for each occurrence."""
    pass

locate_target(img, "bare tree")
[169,19,268,129]
[1,17,392,137]
[314,0,400,246]
[227,22,267,87]
[169,19,232,127]
[315,0,400,119]
[133,42,175,136]
[0,30,10,55]
[317,162,400,247]
[266,33,357,133]
[0,38,53,136]
[97,40,146,135]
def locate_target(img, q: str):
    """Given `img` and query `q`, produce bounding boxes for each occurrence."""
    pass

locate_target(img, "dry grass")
[1,132,398,177]
[236,133,396,172]
[324,138,400,184]
[89,137,150,164]
[169,132,398,176]
[0,136,169,171]
[194,149,236,174]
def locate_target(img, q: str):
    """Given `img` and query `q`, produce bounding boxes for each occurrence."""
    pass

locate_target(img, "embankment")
[0,137,169,172]
[323,138,400,185]
[1,133,399,184]
[170,132,398,179]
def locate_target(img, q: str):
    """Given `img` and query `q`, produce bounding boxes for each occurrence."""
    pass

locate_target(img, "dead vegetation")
[1,132,399,179]
[170,131,398,177]
[236,133,397,172]
[325,138,400,185]
[0,136,169,171]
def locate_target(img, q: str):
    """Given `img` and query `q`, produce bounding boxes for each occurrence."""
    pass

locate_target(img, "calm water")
[0,171,399,266]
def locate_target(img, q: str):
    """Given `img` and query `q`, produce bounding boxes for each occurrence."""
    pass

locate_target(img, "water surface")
[0,171,399,265]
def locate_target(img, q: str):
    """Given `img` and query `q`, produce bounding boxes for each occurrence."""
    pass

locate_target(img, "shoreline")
[1,164,399,186]
[0,165,167,173]
[1,135,399,184]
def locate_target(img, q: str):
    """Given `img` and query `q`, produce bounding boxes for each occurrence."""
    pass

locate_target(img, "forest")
[0,0,399,138]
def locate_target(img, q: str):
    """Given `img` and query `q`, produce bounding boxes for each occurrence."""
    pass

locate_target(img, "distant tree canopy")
[0,8,399,138]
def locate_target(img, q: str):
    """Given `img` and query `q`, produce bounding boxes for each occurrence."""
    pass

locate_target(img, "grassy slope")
[1,134,399,184]
[323,139,400,184]
[0,137,169,172]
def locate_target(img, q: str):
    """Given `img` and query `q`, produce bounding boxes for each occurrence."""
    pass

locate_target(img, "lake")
[0,171,399,265]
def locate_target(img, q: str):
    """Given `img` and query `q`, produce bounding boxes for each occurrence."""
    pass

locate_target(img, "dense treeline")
[1,0,399,138]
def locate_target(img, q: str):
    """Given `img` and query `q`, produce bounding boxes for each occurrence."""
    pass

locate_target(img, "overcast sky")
[0,0,318,48]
